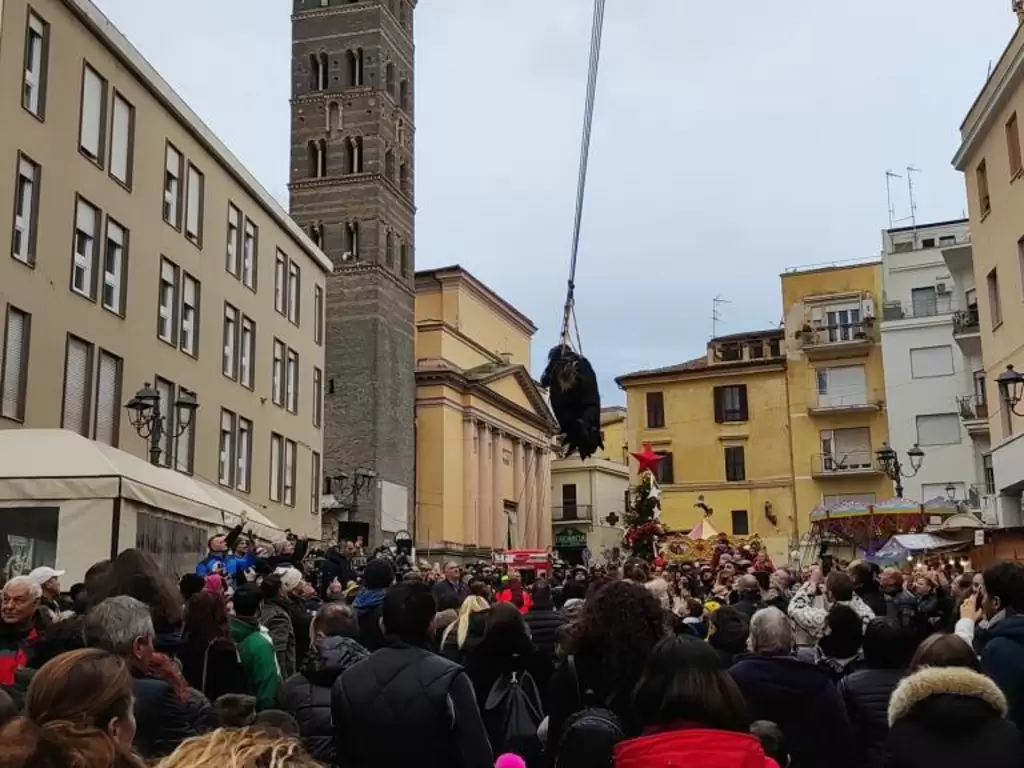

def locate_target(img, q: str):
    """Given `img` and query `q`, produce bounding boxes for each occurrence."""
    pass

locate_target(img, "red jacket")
[615,728,779,768]
[495,588,532,614]
[0,625,37,686]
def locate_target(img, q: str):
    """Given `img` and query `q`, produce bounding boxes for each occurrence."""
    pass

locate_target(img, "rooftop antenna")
[906,165,920,237]
[885,170,902,229]
[711,295,730,339]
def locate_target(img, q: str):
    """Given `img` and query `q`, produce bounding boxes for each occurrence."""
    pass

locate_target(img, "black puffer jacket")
[133,674,203,759]
[837,667,904,768]
[885,665,1023,768]
[280,635,368,763]
[331,642,493,768]
[523,606,567,663]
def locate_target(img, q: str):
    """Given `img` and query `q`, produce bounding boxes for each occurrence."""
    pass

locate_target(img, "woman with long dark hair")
[179,590,248,701]
[615,635,777,767]
[0,648,144,768]
[545,581,666,761]
[89,549,184,655]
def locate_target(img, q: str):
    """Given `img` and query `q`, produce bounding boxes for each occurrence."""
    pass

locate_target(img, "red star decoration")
[631,444,665,475]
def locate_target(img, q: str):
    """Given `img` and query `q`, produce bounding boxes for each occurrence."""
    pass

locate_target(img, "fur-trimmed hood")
[888,666,1008,726]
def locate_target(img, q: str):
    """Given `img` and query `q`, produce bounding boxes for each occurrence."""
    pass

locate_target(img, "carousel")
[659,518,766,564]
[807,496,961,558]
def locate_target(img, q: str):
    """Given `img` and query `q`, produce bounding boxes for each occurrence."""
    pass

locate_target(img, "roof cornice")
[954,32,1024,170]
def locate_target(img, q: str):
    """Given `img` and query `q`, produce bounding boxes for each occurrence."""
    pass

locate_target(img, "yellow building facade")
[617,330,796,562]
[782,262,893,537]
[594,406,628,464]
[414,266,557,560]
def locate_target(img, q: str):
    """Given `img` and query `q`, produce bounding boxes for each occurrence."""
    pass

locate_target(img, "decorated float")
[808,496,959,556]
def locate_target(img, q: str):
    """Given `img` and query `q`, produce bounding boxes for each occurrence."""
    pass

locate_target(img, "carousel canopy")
[875,533,965,558]
[687,518,719,540]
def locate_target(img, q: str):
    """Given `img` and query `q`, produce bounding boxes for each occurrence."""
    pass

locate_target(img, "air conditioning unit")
[936,282,950,294]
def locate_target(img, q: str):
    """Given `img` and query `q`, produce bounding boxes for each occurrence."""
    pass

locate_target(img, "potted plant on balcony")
[795,322,813,340]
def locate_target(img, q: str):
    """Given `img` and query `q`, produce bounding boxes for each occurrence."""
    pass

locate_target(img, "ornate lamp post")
[875,441,925,498]
[124,383,198,466]
[997,364,1024,417]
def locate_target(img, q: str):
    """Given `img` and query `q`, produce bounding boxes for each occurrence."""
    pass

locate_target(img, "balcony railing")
[882,295,956,320]
[802,320,872,346]
[552,504,593,522]
[968,483,998,525]
[953,307,980,335]
[812,451,879,476]
[957,394,989,421]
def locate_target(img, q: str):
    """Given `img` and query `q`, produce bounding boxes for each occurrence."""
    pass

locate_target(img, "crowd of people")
[0,523,1021,768]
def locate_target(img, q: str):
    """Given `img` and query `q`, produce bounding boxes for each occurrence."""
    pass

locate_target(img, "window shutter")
[110,94,132,183]
[713,387,724,423]
[738,385,749,421]
[94,352,119,445]
[1,310,27,419]
[80,68,104,158]
[62,338,91,435]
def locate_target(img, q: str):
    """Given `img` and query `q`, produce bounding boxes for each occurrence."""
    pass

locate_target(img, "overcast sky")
[98,0,1014,403]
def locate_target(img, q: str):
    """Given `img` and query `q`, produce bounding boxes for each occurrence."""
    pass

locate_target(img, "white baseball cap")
[28,567,65,585]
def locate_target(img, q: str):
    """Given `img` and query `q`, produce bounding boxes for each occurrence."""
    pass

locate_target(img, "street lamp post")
[997,365,1024,418]
[327,469,377,519]
[124,383,198,466]
[875,441,925,498]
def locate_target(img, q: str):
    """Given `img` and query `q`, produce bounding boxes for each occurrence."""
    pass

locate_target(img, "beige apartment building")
[953,11,1024,528]
[0,0,331,537]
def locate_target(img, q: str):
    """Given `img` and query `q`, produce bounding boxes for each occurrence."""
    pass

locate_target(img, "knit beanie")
[363,558,395,590]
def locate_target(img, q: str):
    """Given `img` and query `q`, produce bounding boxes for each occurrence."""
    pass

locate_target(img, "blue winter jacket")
[196,549,257,578]
[980,613,1024,734]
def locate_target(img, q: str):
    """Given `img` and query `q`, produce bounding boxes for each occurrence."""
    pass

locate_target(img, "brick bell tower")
[289,0,416,547]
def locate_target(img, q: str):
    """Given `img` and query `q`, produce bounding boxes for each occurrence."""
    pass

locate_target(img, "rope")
[560,0,607,350]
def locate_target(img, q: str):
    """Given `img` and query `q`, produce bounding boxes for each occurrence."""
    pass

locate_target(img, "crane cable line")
[560,0,607,355]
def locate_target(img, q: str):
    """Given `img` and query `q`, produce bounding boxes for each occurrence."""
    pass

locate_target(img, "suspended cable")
[560,0,606,349]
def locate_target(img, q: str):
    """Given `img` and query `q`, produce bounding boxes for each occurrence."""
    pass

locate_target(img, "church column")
[512,439,524,549]
[537,448,553,549]
[478,421,492,551]
[463,417,478,548]
[492,427,505,550]
[522,442,537,548]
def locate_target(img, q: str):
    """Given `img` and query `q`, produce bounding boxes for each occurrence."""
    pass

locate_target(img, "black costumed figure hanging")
[541,0,607,461]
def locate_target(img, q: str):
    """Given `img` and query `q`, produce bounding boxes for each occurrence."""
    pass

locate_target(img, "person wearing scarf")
[355,559,395,651]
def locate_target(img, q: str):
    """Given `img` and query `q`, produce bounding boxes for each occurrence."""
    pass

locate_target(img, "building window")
[153,377,175,466]
[22,12,49,118]
[400,242,409,277]
[916,413,962,446]
[219,410,236,487]
[399,79,409,110]
[345,136,364,174]
[226,204,241,276]
[72,197,100,300]
[109,92,134,187]
[12,154,40,266]
[157,258,179,344]
[399,162,409,193]
[222,304,238,380]
[977,159,991,215]
[180,273,199,357]
[313,367,322,428]
[714,384,748,423]
[185,164,204,246]
[272,339,285,406]
[1,306,30,421]
[286,349,299,413]
[173,385,195,474]
[309,139,327,178]
[327,101,342,134]
[386,62,395,95]
[724,445,746,482]
[288,261,301,325]
[731,510,749,536]
[62,335,93,436]
[270,433,283,501]
[909,346,953,379]
[346,48,363,86]
[101,218,127,316]
[1009,113,1023,178]
[78,65,107,164]
[346,222,360,258]
[769,338,781,357]
[240,316,254,389]
[242,218,257,290]
[385,150,395,182]
[815,365,867,407]
[385,229,394,268]
[275,251,287,315]
[984,454,996,495]
[654,451,674,485]
[237,417,252,492]
[910,286,940,317]
[748,341,765,359]
[284,439,297,506]
[311,451,321,515]
[163,144,183,229]
[987,267,1002,328]
[314,285,324,346]
[819,427,872,471]
[646,391,665,428]
[93,350,121,447]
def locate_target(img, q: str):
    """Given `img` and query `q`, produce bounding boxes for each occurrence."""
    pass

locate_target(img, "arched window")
[310,53,327,91]
[386,63,396,96]
[345,221,360,257]
[317,139,327,177]
[327,101,342,134]
[385,229,394,268]
[307,141,318,176]
[320,53,328,88]
[396,119,405,147]
[351,136,363,173]
[399,80,409,110]
[311,222,324,249]
[384,149,395,181]
[399,161,408,193]
[346,49,364,87]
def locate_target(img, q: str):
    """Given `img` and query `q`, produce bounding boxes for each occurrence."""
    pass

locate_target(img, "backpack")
[484,669,544,765]
[554,656,625,768]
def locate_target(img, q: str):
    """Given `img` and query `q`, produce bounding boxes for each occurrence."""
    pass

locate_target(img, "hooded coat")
[729,655,854,768]
[837,666,904,768]
[279,635,369,763]
[615,729,779,768]
[979,612,1024,734]
[885,665,1023,768]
